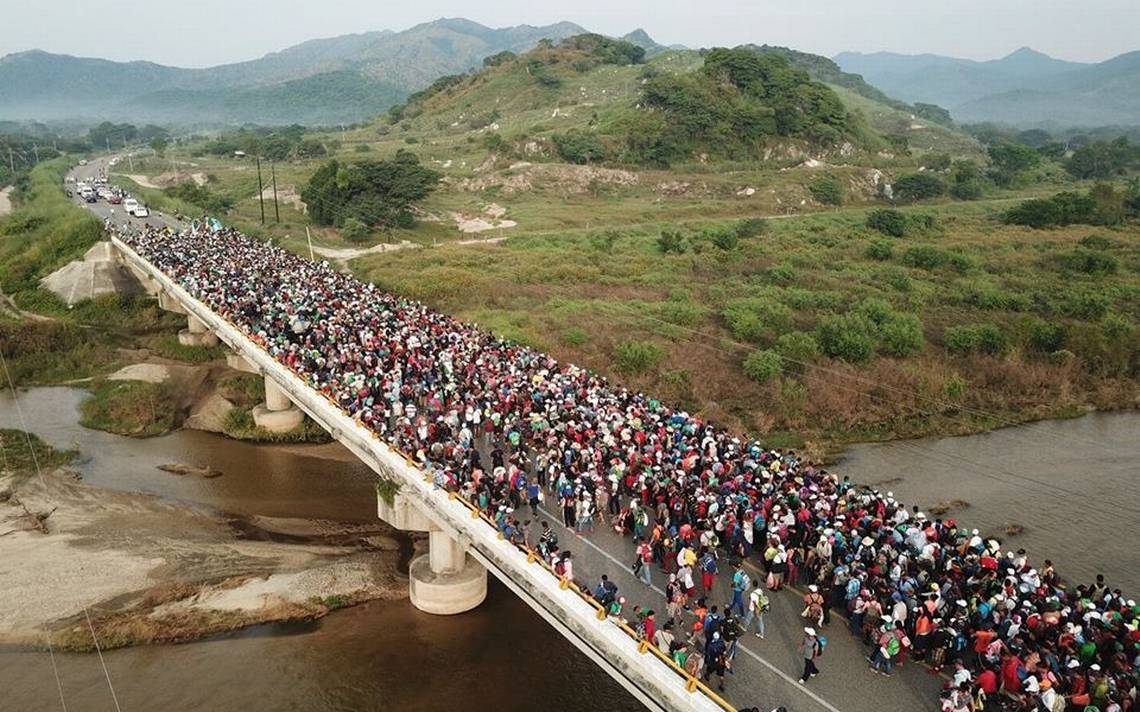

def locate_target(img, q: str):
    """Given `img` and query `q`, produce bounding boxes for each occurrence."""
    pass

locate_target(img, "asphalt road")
[67,155,182,233]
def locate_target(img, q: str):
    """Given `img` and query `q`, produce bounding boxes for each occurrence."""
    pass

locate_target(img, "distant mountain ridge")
[834,47,1140,126]
[0,18,591,125]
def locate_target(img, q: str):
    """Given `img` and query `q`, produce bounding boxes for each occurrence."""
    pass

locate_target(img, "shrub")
[656,230,687,254]
[1029,320,1066,353]
[552,129,607,164]
[950,179,984,201]
[735,217,769,238]
[878,314,925,357]
[354,143,372,153]
[902,245,949,270]
[894,173,945,202]
[1060,249,1118,276]
[944,324,1009,356]
[613,340,665,375]
[1078,234,1112,251]
[721,299,793,343]
[816,314,876,363]
[865,240,894,261]
[340,217,372,243]
[866,209,907,237]
[808,176,843,206]
[775,332,819,365]
[853,297,896,327]
[705,226,739,250]
[742,350,783,384]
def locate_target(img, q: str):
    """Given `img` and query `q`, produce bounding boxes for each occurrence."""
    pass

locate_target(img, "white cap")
[804,627,816,636]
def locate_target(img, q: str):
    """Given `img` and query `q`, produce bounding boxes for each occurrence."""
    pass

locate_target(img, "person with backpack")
[703,631,728,692]
[871,622,903,677]
[746,580,770,639]
[635,540,654,585]
[700,548,719,593]
[728,564,750,617]
[526,478,542,518]
[802,584,826,628]
[798,627,822,684]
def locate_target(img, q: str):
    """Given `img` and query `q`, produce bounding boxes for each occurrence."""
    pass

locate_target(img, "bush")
[894,172,945,202]
[613,340,666,375]
[866,209,907,237]
[950,179,984,201]
[1078,234,1112,251]
[902,245,949,270]
[735,217,769,238]
[354,143,372,153]
[340,217,372,243]
[878,314,925,357]
[865,239,894,261]
[944,324,1009,356]
[1029,320,1066,353]
[775,332,819,365]
[816,314,876,363]
[808,176,843,206]
[742,350,783,384]
[656,230,687,254]
[1004,190,1097,229]
[552,129,607,164]
[704,226,739,250]
[1059,249,1117,276]
[721,299,793,343]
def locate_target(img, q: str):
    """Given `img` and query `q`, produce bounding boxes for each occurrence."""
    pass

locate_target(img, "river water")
[1,386,1137,711]
[0,387,641,712]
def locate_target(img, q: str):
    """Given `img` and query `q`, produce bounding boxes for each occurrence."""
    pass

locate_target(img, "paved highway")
[68,155,182,233]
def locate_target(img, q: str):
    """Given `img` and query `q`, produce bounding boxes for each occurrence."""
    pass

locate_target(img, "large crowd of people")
[118,222,1138,711]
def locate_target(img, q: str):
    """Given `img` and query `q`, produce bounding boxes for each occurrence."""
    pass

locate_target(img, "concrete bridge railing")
[109,236,733,712]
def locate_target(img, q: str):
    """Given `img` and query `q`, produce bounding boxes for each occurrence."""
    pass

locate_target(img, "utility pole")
[7,147,14,173]
[271,162,280,223]
[255,156,266,225]
[305,225,314,261]
[32,143,39,164]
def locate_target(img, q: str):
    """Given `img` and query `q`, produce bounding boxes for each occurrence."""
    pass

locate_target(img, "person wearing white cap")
[797,626,822,684]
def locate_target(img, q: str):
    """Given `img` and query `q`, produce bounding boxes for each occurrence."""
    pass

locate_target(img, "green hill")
[392,40,910,167]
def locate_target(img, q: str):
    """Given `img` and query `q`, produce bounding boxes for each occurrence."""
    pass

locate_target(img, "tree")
[1066,139,1135,179]
[894,173,945,202]
[302,154,440,229]
[483,50,516,67]
[340,217,371,243]
[987,143,1040,185]
[949,160,984,200]
[149,137,169,157]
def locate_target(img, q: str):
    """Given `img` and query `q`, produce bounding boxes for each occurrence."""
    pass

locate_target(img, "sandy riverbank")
[0,467,410,651]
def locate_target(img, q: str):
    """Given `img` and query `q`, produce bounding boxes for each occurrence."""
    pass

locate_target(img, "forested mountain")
[835,47,1140,127]
[0,19,588,125]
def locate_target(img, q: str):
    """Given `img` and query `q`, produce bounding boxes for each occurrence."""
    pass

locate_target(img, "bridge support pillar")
[157,291,186,314]
[408,531,487,616]
[377,491,487,615]
[178,313,220,347]
[251,377,304,433]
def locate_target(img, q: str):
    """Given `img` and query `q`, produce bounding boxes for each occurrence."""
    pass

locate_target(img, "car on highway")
[108,194,122,205]
[78,159,88,166]
[131,206,150,218]
[84,193,97,203]
[123,198,139,213]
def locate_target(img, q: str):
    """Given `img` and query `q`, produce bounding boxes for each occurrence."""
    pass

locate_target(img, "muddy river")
[1,386,1136,711]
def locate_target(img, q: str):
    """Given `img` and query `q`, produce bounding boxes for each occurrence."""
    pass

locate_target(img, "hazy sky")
[2,0,1135,66]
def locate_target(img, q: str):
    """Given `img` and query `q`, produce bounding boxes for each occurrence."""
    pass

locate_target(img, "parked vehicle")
[123,198,139,214]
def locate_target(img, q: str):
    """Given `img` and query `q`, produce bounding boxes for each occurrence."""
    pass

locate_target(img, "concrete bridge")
[109,234,734,712]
